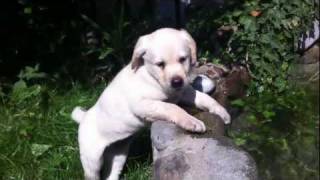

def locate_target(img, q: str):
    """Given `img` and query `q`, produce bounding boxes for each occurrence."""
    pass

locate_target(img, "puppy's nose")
[171,76,184,88]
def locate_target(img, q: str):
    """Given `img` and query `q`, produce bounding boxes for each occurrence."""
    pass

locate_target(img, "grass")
[0,83,151,180]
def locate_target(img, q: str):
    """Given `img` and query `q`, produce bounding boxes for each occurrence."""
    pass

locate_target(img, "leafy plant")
[228,0,314,92]
[187,0,315,93]
[228,87,319,179]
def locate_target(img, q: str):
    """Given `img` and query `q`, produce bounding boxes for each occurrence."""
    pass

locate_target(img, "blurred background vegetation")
[0,0,318,179]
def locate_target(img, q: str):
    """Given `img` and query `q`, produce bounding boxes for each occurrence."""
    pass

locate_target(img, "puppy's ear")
[131,35,149,72]
[180,29,197,66]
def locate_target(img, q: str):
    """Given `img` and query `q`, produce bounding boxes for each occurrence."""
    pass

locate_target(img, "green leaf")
[19,129,28,137]
[281,62,289,71]
[231,99,245,107]
[264,50,278,62]
[260,34,271,44]
[262,110,276,119]
[11,84,42,104]
[247,114,258,124]
[103,32,110,41]
[31,144,52,158]
[24,7,32,14]
[258,85,265,93]
[18,64,47,80]
[13,80,27,91]
[234,138,247,146]
[274,77,287,91]
[99,48,114,60]
[232,10,243,17]
[239,16,256,32]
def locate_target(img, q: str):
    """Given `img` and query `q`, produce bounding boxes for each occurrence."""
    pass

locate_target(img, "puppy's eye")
[156,61,165,69]
[179,57,186,64]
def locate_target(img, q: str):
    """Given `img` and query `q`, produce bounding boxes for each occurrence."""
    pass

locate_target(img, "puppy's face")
[131,28,197,94]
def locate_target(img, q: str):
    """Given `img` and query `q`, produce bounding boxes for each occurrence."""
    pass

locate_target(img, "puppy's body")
[72,28,230,180]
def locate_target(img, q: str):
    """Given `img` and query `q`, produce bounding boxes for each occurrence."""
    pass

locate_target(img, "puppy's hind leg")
[78,123,110,180]
[101,137,132,180]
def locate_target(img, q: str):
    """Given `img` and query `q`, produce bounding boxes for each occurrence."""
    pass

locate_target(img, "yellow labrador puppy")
[71,28,230,180]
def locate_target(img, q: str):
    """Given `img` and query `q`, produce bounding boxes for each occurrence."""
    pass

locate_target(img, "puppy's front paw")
[180,117,206,133]
[210,106,231,124]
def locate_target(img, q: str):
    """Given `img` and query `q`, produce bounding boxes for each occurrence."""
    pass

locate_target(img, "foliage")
[0,0,145,83]
[82,0,133,74]
[0,0,86,77]
[187,0,316,93]
[229,86,319,179]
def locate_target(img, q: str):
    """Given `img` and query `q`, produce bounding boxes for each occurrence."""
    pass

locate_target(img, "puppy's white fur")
[72,28,230,180]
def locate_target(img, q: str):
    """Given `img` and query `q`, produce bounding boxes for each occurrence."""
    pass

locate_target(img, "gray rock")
[289,44,319,92]
[229,112,253,134]
[151,112,258,180]
[291,62,319,80]
[298,44,319,64]
[151,64,256,180]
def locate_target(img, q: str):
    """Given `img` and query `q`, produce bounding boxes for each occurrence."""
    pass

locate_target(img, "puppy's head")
[131,28,197,93]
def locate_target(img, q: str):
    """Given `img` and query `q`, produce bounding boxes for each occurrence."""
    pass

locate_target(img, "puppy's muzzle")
[171,76,184,89]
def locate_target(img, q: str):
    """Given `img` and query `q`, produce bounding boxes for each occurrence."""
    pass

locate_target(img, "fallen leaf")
[250,10,262,17]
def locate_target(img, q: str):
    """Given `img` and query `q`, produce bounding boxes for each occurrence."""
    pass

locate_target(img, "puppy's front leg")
[132,100,206,132]
[180,86,231,124]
